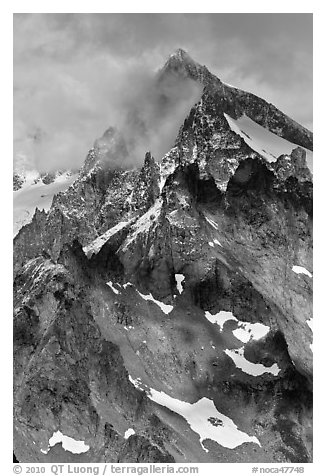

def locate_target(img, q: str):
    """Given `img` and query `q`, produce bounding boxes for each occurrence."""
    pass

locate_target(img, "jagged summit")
[168,48,196,64]
[158,47,210,84]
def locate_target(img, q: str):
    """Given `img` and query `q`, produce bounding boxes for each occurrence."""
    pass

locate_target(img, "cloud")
[13,13,312,172]
[115,71,203,166]
[13,47,202,171]
[88,66,203,169]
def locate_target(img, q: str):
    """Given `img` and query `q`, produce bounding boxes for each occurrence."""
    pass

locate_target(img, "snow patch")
[107,281,121,295]
[123,282,133,289]
[83,220,131,257]
[205,311,238,330]
[124,428,135,439]
[175,274,185,294]
[232,322,270,344]
[137,290,173,315]
[208,239,223,247]
[128,375,143,389]
[123,200,162,248]
[128,376,260,451]
[224,113,313,170]
[205,310,270,343]
[205,217,219,230]
[42,431,89,454]
[292,266,312,278]
[114,281,173,314]
[224,347,280,376]
[13,172,78,236]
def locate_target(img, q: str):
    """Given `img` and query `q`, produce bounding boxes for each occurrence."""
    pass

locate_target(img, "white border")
[3,3,323,475]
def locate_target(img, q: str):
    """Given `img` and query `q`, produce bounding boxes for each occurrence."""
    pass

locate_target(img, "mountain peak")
[158,48,208,85]
[170,48,194,62]
[165,48,197,69]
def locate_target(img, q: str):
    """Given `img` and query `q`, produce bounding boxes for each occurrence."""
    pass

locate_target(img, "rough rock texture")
[272,147,312,183]
[161,49,312,151]
[13,172,25,191]
[14,50,312,463]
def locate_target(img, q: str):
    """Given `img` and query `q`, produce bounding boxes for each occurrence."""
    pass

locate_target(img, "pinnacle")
[173,48,189,57]
[168,48,195,64]
[158,48,199,80]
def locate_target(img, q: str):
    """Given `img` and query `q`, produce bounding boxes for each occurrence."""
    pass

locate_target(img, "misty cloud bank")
[93,70,202,168]
[14,46,201,172]
[14,13,312,173]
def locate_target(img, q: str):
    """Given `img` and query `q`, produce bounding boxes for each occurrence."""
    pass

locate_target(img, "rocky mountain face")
[13,169,72,191]
[13,49,313,463]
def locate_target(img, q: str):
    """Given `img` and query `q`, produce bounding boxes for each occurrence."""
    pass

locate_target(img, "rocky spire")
[167,48,197,65]
[133,152,160,213]
[158,48,214,86]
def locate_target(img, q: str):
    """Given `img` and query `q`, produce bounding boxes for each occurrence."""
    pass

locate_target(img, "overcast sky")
[13,13,313,172]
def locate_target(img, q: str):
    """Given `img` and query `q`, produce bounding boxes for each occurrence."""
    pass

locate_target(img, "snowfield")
[137,290,173,315]
[104,280,174,314]
[128,376,260,451]
[224,113,313,171]
[122,200,162,249]
[13,172,77,236]
[205,310,238,330]
[83,220,132,257]
[206,310,279,376]
[232,322,270,344]
[41,431,89,454]
[205,310,270,343]
[224,347,280,377]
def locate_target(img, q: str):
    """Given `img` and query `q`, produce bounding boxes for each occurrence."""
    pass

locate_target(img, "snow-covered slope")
[83,220,132,258]
[13,172,78,236]
[224,113,313,171]
[128,376,261,451]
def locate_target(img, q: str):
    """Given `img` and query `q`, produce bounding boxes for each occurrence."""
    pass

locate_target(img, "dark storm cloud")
[13,13,312,172]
